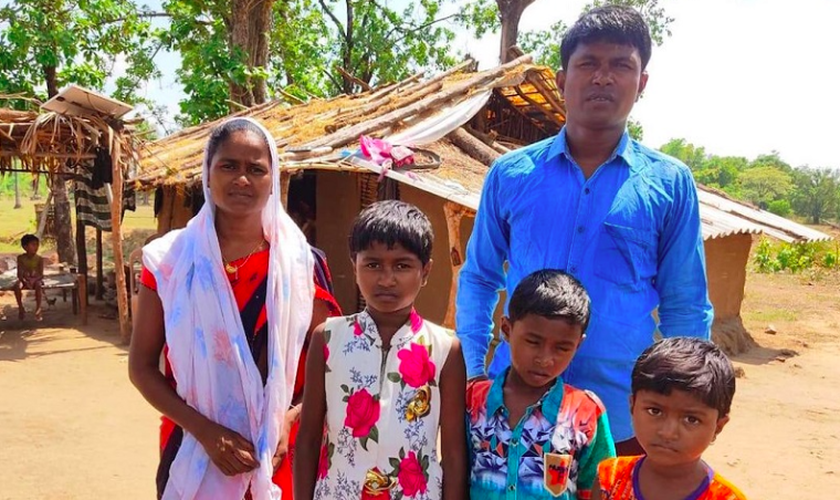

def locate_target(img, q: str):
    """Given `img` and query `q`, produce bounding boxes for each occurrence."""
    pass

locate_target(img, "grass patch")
[743,308,799,324]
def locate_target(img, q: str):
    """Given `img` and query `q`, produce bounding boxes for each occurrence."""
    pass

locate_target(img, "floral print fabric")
[467,372,616,499]
[315,310,453,500]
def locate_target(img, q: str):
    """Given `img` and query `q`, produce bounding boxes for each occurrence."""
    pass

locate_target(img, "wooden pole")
[74,204,88,325]
[95,228,104,301]
[280,170,292,210]
[443,202,467,329]
[35,188,53,238]
[448,128,501,166]
[108,137,131,343]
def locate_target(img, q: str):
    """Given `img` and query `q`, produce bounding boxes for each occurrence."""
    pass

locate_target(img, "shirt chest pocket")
[593,222,657,291]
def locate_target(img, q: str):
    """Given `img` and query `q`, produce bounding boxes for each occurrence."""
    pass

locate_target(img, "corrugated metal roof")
[697,187,831,242]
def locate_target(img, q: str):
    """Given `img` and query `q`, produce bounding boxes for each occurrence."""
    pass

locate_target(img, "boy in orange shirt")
[593,337,747,500]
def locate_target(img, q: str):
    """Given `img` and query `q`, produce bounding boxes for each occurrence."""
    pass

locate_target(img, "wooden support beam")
[36,188,53,238]
[448,127,501,166]
[108,137,131,344]
[95,228,104,301]
[443,202,467,329]
[280,170,292,210]
[75,207,88,324]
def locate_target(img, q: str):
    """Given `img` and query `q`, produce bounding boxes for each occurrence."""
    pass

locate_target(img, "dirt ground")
[1,271,839,499]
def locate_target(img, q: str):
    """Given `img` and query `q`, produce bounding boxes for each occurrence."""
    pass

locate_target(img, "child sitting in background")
[295,200,467,500]
[13,233,45,321]
[592,337,747,499]
[467,270,615,499]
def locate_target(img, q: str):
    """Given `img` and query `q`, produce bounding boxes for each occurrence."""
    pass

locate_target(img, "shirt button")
[570,266,578,274]
[511,438,519,446]
[584,188,591,194]
[577,226,585,233]
[508,485,516,492]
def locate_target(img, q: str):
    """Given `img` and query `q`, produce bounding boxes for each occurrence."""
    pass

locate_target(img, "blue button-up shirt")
[456,128,713,441]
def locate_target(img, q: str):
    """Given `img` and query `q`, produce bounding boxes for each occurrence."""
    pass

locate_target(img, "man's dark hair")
[508,270,591,332]
[206,119,270,163]
[560,5,652,70]
[349,200,434,265]
[632,337,736,417]
[21,234,39,249]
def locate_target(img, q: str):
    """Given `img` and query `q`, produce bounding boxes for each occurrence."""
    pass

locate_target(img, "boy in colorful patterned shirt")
[467,270,615,499]
[592,338,747,500]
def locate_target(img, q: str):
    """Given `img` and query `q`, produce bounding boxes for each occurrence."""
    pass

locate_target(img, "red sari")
[141,248,340,499]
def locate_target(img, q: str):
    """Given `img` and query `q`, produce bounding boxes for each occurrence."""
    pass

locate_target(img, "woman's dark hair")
[508,270,591,332]
[632,337,736,417]
[349,200,433,265]
[560,5,652,70]
[206,119,271,163]
[21,233,39,248]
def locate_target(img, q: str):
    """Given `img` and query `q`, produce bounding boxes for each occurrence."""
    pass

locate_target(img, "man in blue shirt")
[456,5,713,455]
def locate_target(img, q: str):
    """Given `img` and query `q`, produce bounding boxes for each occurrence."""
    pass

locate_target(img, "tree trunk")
[497,0,536,63]
[228,0,276,108]
[44,66,75,265]
[13,172,21,209]
[52,176,76,265]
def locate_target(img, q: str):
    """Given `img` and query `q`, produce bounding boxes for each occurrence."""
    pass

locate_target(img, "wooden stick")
[75,206,88,323]
[398,58,476,96]
[109,137,131,344]
[443,202,467,329]
[96,228,104,301]
[336,67,372,92]
[278,88,306,105]
[36,188,54,238]
[280,170,292,209]
[513,87,565,126]
[302,55,532,150]
[0,151,96,160]
[448,127,501,165]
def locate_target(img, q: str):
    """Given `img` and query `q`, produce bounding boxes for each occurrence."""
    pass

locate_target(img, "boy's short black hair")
[349,200,433,265]
[21,234,39,249]
[560,5,652,70]
[632,337,736,417]
[508,270,591,332]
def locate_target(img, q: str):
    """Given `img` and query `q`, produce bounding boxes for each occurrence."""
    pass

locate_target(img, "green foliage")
[791,167,840,224]
[754,238,840,274]
[0,0,160,103]
[767,199,791,217]
[515,0,672,69]
[660,138,707,170]
[627,117,643,141]
[738,166,792,209]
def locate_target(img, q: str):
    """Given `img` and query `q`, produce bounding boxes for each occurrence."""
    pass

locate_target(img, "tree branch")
[391,13,461,45]
[318,0,348,45]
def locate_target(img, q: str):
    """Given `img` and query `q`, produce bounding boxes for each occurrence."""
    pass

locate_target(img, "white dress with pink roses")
[314,309,453,500]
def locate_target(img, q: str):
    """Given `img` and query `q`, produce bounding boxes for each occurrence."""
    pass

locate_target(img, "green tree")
[738,166,792,209]
[659,138,707,170]
[749,151,793,174]
[0,0,161,264]
[695,155,746,190]
[792,167,840,224]
[166,0,460,125]
[463,0,673,65]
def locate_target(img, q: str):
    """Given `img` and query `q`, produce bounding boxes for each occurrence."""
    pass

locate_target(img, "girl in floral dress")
[294,200,468,500]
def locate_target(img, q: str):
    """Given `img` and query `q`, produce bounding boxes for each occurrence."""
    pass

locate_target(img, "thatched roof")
[0,105,139,176]
[134,54,562,190]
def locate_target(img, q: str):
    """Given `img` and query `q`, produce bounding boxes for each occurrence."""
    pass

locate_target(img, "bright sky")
[135,0,840,168]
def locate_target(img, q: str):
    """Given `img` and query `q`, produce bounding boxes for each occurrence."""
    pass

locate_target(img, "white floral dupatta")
[143,117,314,500]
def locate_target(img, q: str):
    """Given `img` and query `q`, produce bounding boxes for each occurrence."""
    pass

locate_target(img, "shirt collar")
[486,368,566,420]
[547,126,639,172]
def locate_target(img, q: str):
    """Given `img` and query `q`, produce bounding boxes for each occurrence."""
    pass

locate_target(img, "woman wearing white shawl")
[130,117,315,500]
